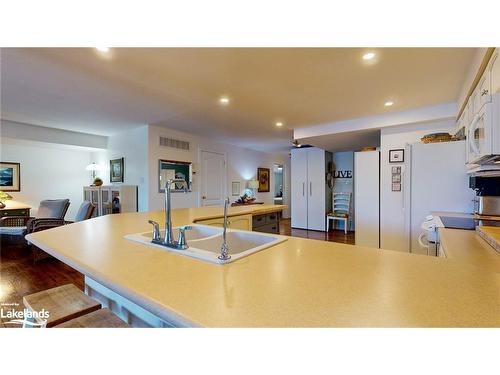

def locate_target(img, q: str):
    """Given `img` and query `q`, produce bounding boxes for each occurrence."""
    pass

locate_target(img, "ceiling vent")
[159,136,190,151]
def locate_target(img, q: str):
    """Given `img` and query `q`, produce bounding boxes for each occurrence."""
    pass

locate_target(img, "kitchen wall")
[380,118,456,252]
[147,125,288,211]
[92,125,149,212]
[332,151,354,231]
[0,140,92,220]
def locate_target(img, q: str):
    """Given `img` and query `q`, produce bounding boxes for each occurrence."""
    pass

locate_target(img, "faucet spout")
[218,197,231,261]
[164,178,188,246]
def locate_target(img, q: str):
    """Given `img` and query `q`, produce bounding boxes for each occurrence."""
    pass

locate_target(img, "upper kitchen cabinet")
[464,48,500,170]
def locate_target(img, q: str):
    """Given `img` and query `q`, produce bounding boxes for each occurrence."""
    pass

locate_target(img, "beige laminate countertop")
[26,206,500,327]
[439,228,500,274]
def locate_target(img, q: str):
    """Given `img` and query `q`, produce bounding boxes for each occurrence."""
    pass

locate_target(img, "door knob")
[202,196,206,199]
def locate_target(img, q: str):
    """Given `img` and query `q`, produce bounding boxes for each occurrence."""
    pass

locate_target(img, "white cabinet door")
[354,151,380,248]
[306,148,326,231]
[467,104,492,163]
[291,148,308,229]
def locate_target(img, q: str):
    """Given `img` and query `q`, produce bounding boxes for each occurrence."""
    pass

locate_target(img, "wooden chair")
[326,192,352,234]
[23,284,101,327]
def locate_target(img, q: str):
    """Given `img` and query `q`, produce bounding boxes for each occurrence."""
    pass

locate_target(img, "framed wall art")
[0,162,21,191]
[389,149,404,163]
[257,167,270,193]
[158,159,192,192]
[232,181,241,196]
[110,158,124,183]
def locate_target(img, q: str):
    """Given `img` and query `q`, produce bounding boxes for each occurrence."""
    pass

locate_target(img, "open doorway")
[273,164,283,205]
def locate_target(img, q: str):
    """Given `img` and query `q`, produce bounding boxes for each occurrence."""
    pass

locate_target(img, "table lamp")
[0,191,13,209]
[247,179,259,197]
[85,163,102,181]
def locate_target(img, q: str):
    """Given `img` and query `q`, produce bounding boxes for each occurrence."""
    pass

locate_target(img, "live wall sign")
[333,170,353,178]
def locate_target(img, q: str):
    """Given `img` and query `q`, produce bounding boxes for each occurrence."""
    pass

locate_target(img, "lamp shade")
[86,163,102,171]
[0,191,13,200]
[248,179,259,189]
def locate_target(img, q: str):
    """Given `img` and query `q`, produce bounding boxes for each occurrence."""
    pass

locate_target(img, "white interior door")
[200,150,226,207]
[306,148,326,231]
[291,148,308,229]
[354,151,380,248]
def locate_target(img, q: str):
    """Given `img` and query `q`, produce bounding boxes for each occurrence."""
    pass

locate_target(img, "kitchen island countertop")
[26,206,500,327]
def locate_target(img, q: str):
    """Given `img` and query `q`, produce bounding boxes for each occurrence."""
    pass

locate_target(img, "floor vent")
[159,136,190,151]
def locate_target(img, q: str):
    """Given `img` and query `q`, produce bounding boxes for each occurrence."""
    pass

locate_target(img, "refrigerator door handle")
[401,170,405,211]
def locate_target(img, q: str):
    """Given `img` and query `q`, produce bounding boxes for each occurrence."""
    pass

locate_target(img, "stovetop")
[440,216,500,230]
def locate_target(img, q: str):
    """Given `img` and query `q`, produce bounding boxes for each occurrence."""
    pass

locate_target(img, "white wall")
[0,141,91,220]
[92,126,149,212]
[332,151,354,231]
[380,118,455,252]
[148,125,288,210]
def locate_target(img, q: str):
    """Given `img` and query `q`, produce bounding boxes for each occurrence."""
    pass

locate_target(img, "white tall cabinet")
[354,151,380,248]
[291,147,332,231]
[83,185,138,217]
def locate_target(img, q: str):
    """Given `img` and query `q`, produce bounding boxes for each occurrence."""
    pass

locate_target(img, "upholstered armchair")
[65,201,95,224]
[26,199,71,234]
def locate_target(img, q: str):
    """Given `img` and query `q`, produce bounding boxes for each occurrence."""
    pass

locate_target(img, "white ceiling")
[1,48,476,152]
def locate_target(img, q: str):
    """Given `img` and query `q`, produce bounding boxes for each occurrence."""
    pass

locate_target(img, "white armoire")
[291,147,332,231]
[83,185,138,217]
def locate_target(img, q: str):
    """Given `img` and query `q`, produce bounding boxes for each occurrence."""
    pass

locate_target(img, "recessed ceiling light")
[96,47,110,53]
[275,122,283,127]
[384,101,394,107]
[219,96,230,105]
[362,52,376,60]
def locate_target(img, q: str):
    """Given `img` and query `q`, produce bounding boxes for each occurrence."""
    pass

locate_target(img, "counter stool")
[23,284,101,327]
[55,308,130,328]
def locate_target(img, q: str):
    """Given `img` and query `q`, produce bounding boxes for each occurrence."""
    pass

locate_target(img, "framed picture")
[391,166,401,174]
[232,181,240,196]
[0,162,20,191]
[158,159,192,192]
[389,149,404,163]
[392,182,401,192]
[257,167,270,193]
[110,158,124,183]
[392,174,401,183]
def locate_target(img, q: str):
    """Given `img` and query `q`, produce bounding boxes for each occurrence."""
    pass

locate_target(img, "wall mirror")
[158,159,193,192]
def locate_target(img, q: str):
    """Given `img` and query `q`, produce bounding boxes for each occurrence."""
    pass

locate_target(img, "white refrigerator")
[354,150,380,248]
[403,140,475,254]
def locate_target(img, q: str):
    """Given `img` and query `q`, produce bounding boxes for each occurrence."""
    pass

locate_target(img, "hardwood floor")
[280,218,355,245]
[0,235,84,328]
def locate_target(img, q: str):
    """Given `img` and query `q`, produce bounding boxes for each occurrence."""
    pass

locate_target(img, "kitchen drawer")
[265,212,279,224]
[252,214,266,228]
[253,222,279,234]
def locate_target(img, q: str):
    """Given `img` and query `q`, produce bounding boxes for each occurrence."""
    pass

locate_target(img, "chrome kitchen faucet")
[148,178,191,250]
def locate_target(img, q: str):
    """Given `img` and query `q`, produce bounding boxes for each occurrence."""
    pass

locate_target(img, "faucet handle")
[148,220,161,242]
[177,225,192,249]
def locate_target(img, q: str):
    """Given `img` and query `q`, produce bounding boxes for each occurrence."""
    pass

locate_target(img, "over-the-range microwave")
[467,92,500,167]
